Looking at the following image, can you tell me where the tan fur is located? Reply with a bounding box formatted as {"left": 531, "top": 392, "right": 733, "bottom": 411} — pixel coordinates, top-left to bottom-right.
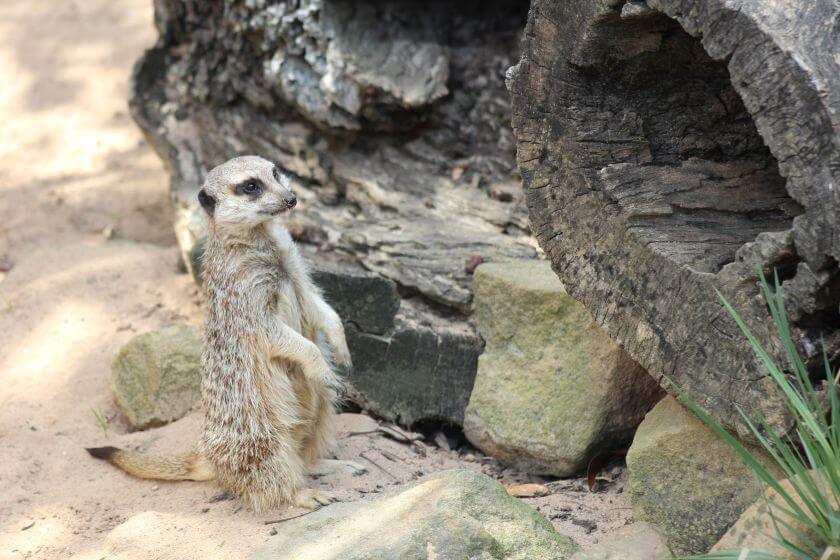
{"left": 87, "top": 447, "right": 215, "bottom": 481}
{"left": 88, "top": 156, "right": 353, "bottom": 511}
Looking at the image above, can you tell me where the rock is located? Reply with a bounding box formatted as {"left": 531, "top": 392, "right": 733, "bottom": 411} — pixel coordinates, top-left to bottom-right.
{"left": 626, "top": 396, "right": 778, "bottom": 555}
{"left": 464, "top": 260, "right": 662, "bottom": 476}
{"left": 346, "top": 316, "right": 482, "bottom": 426}
{"left": 509, "top": 0, "right": 840, "bottom": 436}
{"left": 313, "top": 256, "right": 482, "bottom": 427}
{"left": 111, "top": 325, "right": 202, "bottom": 429}
{"left": 311, "top": 266, "right": 400, "bottom": 336}
{"left": 712, "top": 472, "right": 839, "bottom": 559}
{"left": 506, "top": 483, "right": 550, "bottom": 498}
{"left": 249, "top": 469, "right": 577, "bottom": 560}
{"left": 570, "top": 522, "right": 671, "bottom": 560}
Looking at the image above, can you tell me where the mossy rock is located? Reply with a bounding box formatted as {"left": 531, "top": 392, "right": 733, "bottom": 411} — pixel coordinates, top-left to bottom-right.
{"left": 250, "top": 469, "right": 576, "bottom": 560}
{"left": 464, "top": 260, "right": 661, "bottom": 476}
{"left": 111, "top": 325, "right": 202, "bottom": 429}
{"left": 627, "top": 396, "right": 780, "bottom": 555}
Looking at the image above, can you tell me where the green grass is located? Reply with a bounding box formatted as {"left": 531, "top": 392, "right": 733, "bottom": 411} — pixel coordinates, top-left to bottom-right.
{"left": 92, "top": 408, "right": 109, "bottom": 437}
{"left": 676, "top": 267, "right": 838, "bottom": 560}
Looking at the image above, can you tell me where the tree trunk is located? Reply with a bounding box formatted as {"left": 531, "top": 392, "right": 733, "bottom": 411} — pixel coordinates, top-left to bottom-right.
{"left": 509, "top": 0, "right": 840, "bottom": 435}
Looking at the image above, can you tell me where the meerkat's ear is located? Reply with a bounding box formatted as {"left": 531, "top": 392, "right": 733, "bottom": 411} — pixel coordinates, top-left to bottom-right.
{"left": 198, "top": 189, "right": 216, "bottom": 216}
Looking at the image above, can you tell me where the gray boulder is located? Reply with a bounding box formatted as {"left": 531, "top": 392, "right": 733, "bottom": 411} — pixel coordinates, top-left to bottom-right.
{"left": 111, "top": 325, "right": 202, "bottom": 429}
{"left": 626, "top": 396, "right": 778, "bottom": 555}
{"left": 346, "top": 317, "right": 482, "bottom": 426}
{"left": 314, "top": 260, "right": 482, "bottom": 427}
{"left": 464, "top": 260, "right": 662, "bottom": 476}
{"left": 311, "top": 266, "right": 400, "bottom": 335}
{"left": 250, "top": 469, "right": 577, "bottom": 560}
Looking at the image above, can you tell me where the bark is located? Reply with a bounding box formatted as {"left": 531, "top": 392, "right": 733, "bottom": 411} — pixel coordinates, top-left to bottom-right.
{"left": 509, "top": 0, "right": 840, "bottom": 434}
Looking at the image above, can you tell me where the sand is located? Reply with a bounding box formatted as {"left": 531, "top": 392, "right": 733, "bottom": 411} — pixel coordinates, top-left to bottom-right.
{"left": 0, "top": 1, "right": 631, "bottom": 558}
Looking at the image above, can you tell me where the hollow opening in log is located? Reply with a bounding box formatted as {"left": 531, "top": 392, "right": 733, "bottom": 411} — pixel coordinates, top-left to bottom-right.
{"left": 586, "top": 9, "right": 803, "bottom": 274}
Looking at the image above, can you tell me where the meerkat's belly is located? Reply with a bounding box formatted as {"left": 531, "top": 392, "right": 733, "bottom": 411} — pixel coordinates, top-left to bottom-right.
{"left": 272, "top": 282, "right": 304, "bottom": 334}
{"left": 266, "top": 281, "right": 324, "bottom": 422}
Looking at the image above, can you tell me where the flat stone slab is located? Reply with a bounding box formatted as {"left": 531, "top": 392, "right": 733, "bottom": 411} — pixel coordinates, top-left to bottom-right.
{"left": 570, "top": 522, "right": 671, "bottom": 560}
{"left": 346, "top": 318, "right": 481, "bottom": 426}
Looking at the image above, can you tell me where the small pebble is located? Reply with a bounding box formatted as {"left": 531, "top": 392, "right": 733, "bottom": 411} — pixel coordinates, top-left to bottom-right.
{"left": 506, "top": 483, "right": 551, "bottom": 498}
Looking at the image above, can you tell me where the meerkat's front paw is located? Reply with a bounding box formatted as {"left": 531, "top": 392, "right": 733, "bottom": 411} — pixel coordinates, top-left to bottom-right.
{"left": 324, "top": 332, "right": 352, "bottom": 372}
{"left": 293, "top": 488, "right": 334, "bottom": 509}
{"left": 335, "top": 344, "right": 352, "bottom": 372}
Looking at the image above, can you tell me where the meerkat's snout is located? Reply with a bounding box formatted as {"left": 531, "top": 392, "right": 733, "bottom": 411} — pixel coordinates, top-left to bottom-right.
{"left": 262, "top": 192, "right": 296, "bottom": 215}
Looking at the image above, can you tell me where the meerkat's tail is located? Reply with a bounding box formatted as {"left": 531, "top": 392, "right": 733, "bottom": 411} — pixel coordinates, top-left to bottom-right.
{"left": 86, "top": 446, "right": 215, "bottom": 481}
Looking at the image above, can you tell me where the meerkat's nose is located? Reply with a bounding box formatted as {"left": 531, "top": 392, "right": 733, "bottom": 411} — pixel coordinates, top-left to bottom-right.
{"left": 285, "top": 195, "right": 297, "bottom": 208}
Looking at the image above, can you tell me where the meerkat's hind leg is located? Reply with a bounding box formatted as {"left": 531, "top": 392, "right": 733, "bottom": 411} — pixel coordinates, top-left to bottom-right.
{"left": 309, "top": 459, "right": 367, "bottom": 477}
{"left": 300, "top": 385, "right": 339, "bottom": 466}
{"left": 293, "top": 488, "right": 335, "bottom": 509}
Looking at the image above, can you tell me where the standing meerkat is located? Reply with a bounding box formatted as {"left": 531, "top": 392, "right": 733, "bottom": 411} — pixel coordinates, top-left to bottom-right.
{"left": 88, "top": 155, "right": 364, "bottom": 510}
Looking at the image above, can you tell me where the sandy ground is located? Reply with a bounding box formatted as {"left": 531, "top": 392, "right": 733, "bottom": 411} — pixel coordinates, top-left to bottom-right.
{"left": 0, "top": 1, "right": 632, "bottom": 558}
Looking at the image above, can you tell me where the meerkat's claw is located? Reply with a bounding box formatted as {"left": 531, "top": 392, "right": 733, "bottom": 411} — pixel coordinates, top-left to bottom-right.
{"left": 294, "top": 488, "right": 334, "bottom": 509}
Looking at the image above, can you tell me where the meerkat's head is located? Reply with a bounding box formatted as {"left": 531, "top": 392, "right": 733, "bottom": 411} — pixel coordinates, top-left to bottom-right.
{"left": 197, "top": 155, "right": 297, "bottom": 234}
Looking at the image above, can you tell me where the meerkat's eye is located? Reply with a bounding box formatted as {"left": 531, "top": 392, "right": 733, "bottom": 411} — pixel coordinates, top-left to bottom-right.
{"left": 272, "top": 166, "right": 282, "bottom": 182}
{"left": 236, "top": 179, "right": 263, "bottom": 197}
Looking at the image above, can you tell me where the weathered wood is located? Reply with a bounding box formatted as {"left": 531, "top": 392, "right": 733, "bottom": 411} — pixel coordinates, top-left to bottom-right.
{"left": 509, "top": 0, "right": 840, "bottom": 434}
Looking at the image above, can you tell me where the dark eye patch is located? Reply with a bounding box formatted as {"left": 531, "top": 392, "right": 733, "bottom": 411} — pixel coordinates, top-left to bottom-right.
{"left": 272, "top": 166, "right": 282, "bottom": 182}
{"left": 234, "top": 178, "right": 264, "bottom": 198}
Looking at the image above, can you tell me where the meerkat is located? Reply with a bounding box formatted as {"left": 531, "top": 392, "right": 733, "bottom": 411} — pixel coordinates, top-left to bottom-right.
{"left": 88, "top": 155, "right": 364, "bottom": 511}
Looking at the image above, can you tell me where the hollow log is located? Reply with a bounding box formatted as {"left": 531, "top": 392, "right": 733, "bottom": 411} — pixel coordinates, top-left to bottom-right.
{"left": 509, "top": 0, "right": 840, "bottom": 434}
